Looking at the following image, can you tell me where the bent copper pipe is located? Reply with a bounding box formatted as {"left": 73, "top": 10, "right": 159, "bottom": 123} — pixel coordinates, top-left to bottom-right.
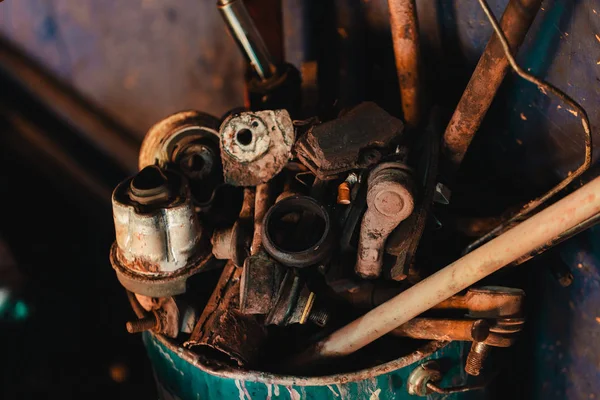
{"left": 442, "top": 0, "right": 542, "bottom": 175}
{"left": 290, "top": 175, "right": 600, "bottom": 363}
{"left": 388, "top": 0, "right": 421, "bottom": 127}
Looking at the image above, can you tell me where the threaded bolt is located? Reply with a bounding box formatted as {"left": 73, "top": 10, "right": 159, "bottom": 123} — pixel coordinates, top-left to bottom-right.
{"left": 309, "top": 309, "right": 330, "bottom": 327}
{"left": 465, "top": 342, "right": 491, "bottom": 376}
{"left": 126, "top": 316, "right": 158, "bottom": 334}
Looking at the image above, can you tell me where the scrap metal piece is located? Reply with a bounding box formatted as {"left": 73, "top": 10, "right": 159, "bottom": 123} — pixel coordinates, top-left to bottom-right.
{"left": 289, "top": 173, "right": 600, "bottom": 363}
{"left": 388, "top": 0, "right": 421, "bottom": 128}
{"left": 385, "top": 115, "right": 440, "bottom": 282}
{"left": 110, "top": 166, "right": 209, "bottom": 297}
{"left": 184, "top": 262, "right": 266, "bottom": 367}
{"left": 139, "top": 111, "right": 220, "bottom": 170}
{"left": 407, "top": 361, "right": 487, "bottom": 397}
{"left": 337, "top": 173, "right": 358, "bottom": 205}
{"left": 217, "top": 0, "right": 277, "bottom": 81}
{"left": 407, "top": 361, "right": 443, "bottom": 397}
{"left": 125, "top": 306, "right": 178, "bottom": 338}
{"left": 265, "top": 270, "right": 327, "bottom": 326}
{"left": 355, "top": 163, "right": 414, "bottom": 279}
{"left": 220, "top": 109, "right": 294, "bottom": 186}
{"left": 465, "top": 341, "right": 491, "bottom": 376}
{"left": 435, "top": 286, "right": 525, "bottom": 318}
{"left": 211, "top": 188, "right": 255, "bottom": 267}
{"left": 262, "top": 195, "right": 334, "bottom": 268}
{"left": 239, "top": 251, "right": 285, "bottom": 315}
{"left": 138, "top": 110, "right": 223, "bottom": 207}
{"left": 251, "top": 183, "right": 273, "bottom": 254}
{"left": 294, "top": 102, "right": 404, "bottom": 180}
{"left": 442, "top": 0, "right": 543, "bottom": 174}
{"left": 391, "top": 318, "right": 521, "bottom": 348}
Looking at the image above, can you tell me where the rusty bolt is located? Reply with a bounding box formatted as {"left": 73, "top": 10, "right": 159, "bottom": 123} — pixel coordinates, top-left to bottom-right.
{"left": 465, "top": 341, "right": 491, "bottom": 376}
{"left": 126, "top": 315, "right": 158, "bottom": 334}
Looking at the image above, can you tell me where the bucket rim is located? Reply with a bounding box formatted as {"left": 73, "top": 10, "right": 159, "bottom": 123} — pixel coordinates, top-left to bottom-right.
{"left": 146, "top": 332, "right": 448, "bottom": 386}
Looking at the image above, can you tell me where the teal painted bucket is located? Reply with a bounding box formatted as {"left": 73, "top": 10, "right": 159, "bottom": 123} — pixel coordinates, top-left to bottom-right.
{"left": 143, "top": 332, "right": 476, "bottom": 399}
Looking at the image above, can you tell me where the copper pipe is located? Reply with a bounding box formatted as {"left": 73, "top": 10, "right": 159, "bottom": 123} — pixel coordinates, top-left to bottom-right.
{"left": 290, "top": 175, "right": 600, "bottom": 362}
{"left": 388, "top": 0, "right": 421, "bottom": 127}
{"left": 442, "top": 0, "right": 542, "bottom": 172}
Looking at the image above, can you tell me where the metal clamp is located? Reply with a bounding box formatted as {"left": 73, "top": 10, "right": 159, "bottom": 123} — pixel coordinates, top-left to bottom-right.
{"left": 407, "top": 361, "right": 486, "bottom": 396}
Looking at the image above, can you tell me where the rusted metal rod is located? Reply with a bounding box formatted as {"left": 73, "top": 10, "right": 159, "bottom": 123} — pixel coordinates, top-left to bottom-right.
{"left": 442, "top": 0, "right": 542, "bottom": 172}
{"left": 251, "top": 182, "right": 272, "bottom": 255}
{"left": 291, "top": 175, "right": 600, "bottom": 362}
{"left": 387, "top": 0, "right": 421, "bottom": 127}
{"left": 463, "top": 0, "right": 592, "bottom": 253}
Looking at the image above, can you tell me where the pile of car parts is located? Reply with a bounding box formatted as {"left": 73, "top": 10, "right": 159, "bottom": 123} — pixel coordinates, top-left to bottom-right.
{"left": 105, "top": 0, "right": 600, "bottom": 397}
{"left": 108, "top": 96, "right": 535, "bottom": 387}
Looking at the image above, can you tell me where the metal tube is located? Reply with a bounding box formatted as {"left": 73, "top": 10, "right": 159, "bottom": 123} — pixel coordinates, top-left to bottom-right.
{"left": 218, "top": 0, "right": 277, "bottom": 81}
{"left": 292, "top": 175, "right": 600, "bottom": 361}
{"left": 387, "top": 0, "right": 421, "bottom": 128}
{"left": 442, "top": 0, "right": 542, "bottom": 172}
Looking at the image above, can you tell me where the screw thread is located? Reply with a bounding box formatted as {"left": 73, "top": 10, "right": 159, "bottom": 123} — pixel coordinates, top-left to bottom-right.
{"left": 465, "top": 342, "right": 491, "bottom": 376}
{"left": 126, "top": 316, "right": 157, "bottom": 334}
{"left": 309, "top": 309, "right": 330, "bottom": 327}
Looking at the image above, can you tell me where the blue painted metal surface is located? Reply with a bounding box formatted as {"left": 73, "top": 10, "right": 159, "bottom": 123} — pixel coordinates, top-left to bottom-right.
{"left": 529, "top": 228, "right": 600, "bottom": 399}
{"left": 143, "top": 332, "right": 476, "bottom": 400}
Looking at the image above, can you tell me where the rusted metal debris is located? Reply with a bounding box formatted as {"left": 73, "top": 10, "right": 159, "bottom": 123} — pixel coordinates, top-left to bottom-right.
{"left": 391, "top": 286, "right": 526, "bottom": 349}
{"left": 294, "top": 102, "right": 405, "bottom": 180}
{"left": 184, "top": 262, "right": 267, "bottom": 367}
{"left": 356, "top": 162, "right": 414, "bottom": 279}
{"left": 289, "top": 175, "right": 600, "bottom": 364}
{"left": 110, "top": 166, "right": 211, "bottom": 297}
{"left": 442, "top": 0, "right": 543, "bottom": 175}
{"left": 220, "top": 109, "right": 294, "bottom": 186}
{"left": 387, "top": 0, "right": 421, "bottom": 128}
{"left": 104, "top": 0, "right": 600, "bottom": 391}
{"left": 239, "top": 250, "right": 285, "bottom": 314}
{"left": 211, "top": 188, "right": 255, "bottom": 267}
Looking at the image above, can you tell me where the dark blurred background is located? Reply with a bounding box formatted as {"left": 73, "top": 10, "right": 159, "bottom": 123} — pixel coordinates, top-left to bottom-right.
{"left": 0, "top": 0, "right": 599, "bottom": 398}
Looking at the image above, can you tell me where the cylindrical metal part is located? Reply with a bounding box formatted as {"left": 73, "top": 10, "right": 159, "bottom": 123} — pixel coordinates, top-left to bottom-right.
{"left": 464, "top": 342, "right": 491, "bottom": 376}
{"left": 126, "top": 316, "right": 158, "bottom": 334}
{"left": 184, "top": 262, "right": 267, "bottom": 367}
{"left": 218, "top": 0, "right": 277, "bottom": 81}
{"left": 442, "top": 0, "right": 542, "bottom": 172}
{"left": 387, "top": 0, "right": 421, "bottom": 127}
{"left": 112, "top": 168, "right": 203, "bottom": 275}
{"left": 293, "top": 175, "right": 600, "bottom": 361}
{"left": 251, "top": 183, "right": 272, "bottom": 255}
{"left": 262, "top": 196, "right": 335, "bottom": 268}
{"left": 391, "top": 318, "right": 487, "bottom": 343}
{"left": 337, "top": 182, "right": 352, "bottom": 205}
